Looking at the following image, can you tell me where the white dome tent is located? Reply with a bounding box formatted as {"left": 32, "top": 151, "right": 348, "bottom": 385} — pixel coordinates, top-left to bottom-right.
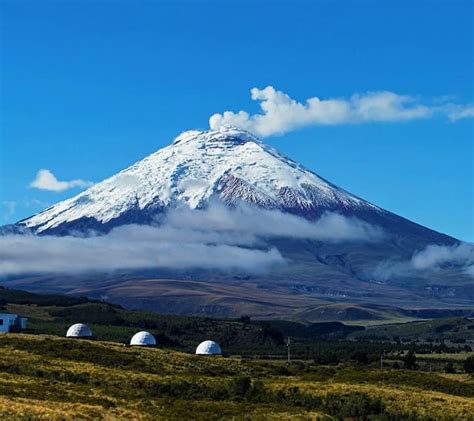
{"left": 195, "top": 340, "right": 222, "bottom": 356}
{"left": 66, "top": 323, "right": 92, "bottom": 338}
{"left": 130, "top": 331, "right": 156, "bottom": 346}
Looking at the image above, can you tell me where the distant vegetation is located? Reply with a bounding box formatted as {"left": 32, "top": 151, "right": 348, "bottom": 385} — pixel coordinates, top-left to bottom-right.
{"left": 352, "top": 316, "right": 474, "bottom": 343}
{"left": 0, "top": 286, "right": 96, "bottom": 307}
{"left": 1, "top": 286, "right": 473, "bottom": 365}
{"left": 1, "top": 287, "right": 366, "bottom": 353}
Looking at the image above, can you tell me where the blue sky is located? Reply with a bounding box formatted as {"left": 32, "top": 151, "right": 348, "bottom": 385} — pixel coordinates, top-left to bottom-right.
{"left": 1, "top": 0, "right": 473, "bottom": 241}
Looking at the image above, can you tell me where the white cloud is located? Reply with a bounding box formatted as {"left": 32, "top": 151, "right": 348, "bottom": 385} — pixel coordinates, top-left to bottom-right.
{"left": 372, "top": 242, "right": 474, "bottom": 280}
{"left": 0, "top": 204, "right": 383, "bottom": 276}
{"left": 446, "top": 104, "right": 474, "bottom": 121}
{"left": 0, "top": 229, "right": 284, "bottom": 275}
{"left": 30, "top": 169, "right": 93, "bottom": 192}
{"left": 411, "top": 243, "right": 474, "bottom": 275}
{"left": 465, "top": 265, "right": 474, "bottom": 277}
{"left": 209, "top": 86, "right": 474, "bottom": 137}
{"left": 165, "top": 202, "right": 384, "bottom": 243}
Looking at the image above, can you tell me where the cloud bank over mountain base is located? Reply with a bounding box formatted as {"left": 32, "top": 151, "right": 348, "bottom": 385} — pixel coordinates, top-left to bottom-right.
{"left": 2, "top": 203, "right": 471, "bottom": 281}
{"left": 0, "top": 230, "right": 285, "bottom": 276}
{"left": 1, "top": 204, "right": 384, "bottom": 276}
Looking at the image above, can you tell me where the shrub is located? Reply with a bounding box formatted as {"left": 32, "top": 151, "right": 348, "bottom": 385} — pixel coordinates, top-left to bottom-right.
{"left": 444, "top": 362, "right": 455, "bottom": 374}
{"left": 402, "top": 350, "right": 417, "bottom": 370}
{"left": 350, "top": 350, "right": 369, "bottom": 365}
{"left": 324, "top": 392, "right": 386, "bottom": 419}
{"left": 273, "top": 365, "right": 290, "bottom": 376}
{"left": 464, "top": 355, "right": 474, "bottom": 374}
{"left": 245, "top": 380, "right": 268, "bottom": 403}
{"left": 229, "top": 376, "right": 251, "bottom": 398}
{"left": 275, "top": 387, "right": 322, "bottom": 409}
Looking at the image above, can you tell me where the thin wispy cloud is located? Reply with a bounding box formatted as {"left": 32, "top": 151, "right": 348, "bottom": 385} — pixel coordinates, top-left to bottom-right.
{"left": 372, "top": 242, "right": 474, "bottom": 280}
{"left": 1, "top": 198, "right": 51, "bottom": 225}
{"left": 1, "top": 201, "right": 17, "bottom": 223}
{"left": 209, "top": 86, "right": 474, "bottom": 137}
{"left": 446, "top": 104, "right": 474, "bottom": 121}
{"left": 30, "top": 169, "right": 93, "bottom": 192}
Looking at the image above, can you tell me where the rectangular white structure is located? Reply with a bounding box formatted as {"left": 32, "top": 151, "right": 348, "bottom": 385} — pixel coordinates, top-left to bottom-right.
{"left": 0, "top": 313, "right": 27, "bottom": 333}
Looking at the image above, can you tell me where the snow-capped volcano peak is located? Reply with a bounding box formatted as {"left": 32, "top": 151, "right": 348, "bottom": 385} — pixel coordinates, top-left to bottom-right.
{"left": 20, "top": 127, "right": 380, "bottom": 234}
{"left": 172, "top": 126, "right": 260, "bottom": 146}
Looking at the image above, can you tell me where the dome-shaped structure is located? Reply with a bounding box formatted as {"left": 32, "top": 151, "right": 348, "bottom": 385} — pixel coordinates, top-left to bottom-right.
{"left": 130, "top": 331, "right": 156, "bottom": 346}
{"left": 195, "top": 340, "right": 222, "bottom": 355}
{"left": 66, "top": 323, "right": 92, "bottom": 338}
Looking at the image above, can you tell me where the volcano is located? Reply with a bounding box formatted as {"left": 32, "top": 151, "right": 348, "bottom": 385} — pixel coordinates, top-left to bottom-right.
{"left": 17, "top": 127, "right": 454, "bottom": 242}
{"left": 6, "top": 127, "right": 473, "bottom": 319}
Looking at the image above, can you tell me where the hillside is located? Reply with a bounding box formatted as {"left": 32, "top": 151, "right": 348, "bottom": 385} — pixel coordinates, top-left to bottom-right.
{"left": 1, "top": 333, "right": 473, "bottom": 419}
{"left": 352, "top": 317, "right": 474, "bottom": 343}
{"left": 3, "top": 287, "right": 474, "bottom": 351}
{"left": 2, "top": 287, "right": 474, "bottom": 419}
{"left": 0, "top": 287, "right": 367, "bottom": 353}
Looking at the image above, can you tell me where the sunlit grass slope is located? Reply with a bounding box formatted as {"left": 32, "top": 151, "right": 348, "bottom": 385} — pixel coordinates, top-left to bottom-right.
{"left": 0, "top": 334, "right": 473, "bottom": 420}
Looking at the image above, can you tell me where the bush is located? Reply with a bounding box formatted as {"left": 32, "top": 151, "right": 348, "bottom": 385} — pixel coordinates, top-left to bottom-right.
{"left": 324, "top": 392, "right": 386, "bottom": 419}
{"left": 350, "top": 350, "right": 369, "bottom": 365}
{"left": 229, "top": 376, "right": 251, "bottom": 398}
{"left": 275, "top": 387, "right": 322, "bottom": 409}
{"left": 444, "top": 362, "right": 455, "bottom": 374}
{"left": 273, "top": 365, "right": 290, "bottom": 376}
{"left": 402, "top": 350, "right": 417, "bottom": 370}
{"left": 464, "top": 356, "right": 474, "bottom": 374}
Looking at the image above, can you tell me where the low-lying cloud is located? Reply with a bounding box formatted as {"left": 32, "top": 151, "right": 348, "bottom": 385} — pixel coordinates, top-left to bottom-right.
{"left": 373, "top": 242, "right": 474, "bottom": 281}
{"left": 165, "top": 202, "right": 384, "bottom": 243}
{"left": 0, "top": 203, "right": 383, "bottom": 276}
{"left": 209, "top": 86, "right": 474, "bottom": 137}
{"left": 30, "top": 169, "right": 93, "bottom": 192}
{"left": 412, "top": 243, "right": 474, "bottom": 276}
{"left": 0, "top": 229, "right": 284, "bottom": 276}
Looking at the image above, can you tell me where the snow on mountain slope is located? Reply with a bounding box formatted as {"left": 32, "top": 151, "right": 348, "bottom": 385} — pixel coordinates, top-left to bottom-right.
{"left": 21, "top": 126, "right": 383, "bottom": 234}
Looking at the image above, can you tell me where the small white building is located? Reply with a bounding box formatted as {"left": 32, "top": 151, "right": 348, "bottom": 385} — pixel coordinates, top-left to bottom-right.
{"left": 195, "top": 340, "right": 222, "bottom": 356}
{"left": 66, "top": 323, "right": 93, "bottom": 338}
{"left": 0, "top": 313, "right": 28, "bottom": 333}
{"left": 130, "top": 331, "right": 156, "bottom": 346}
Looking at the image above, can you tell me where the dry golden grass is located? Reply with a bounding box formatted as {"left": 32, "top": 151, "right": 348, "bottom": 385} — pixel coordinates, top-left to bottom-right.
{"left": 0, "top": 396, "right": 139, "bottom": 420}
{"left": 439, "top": 372, "right": 473, "bottom": 382}
{"left": 1, "top": 334, "right": 473, "bottom": 420}
{"left": 268, "top": 376, "right": 474, "bottom": 420}
{"left": 417, "top": 352, "right": 474, "bottom": 361}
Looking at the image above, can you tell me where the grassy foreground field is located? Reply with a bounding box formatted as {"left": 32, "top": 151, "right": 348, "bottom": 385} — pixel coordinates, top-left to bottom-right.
{"left": 0, "top": 334, "right": 473, "bottom": 420}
